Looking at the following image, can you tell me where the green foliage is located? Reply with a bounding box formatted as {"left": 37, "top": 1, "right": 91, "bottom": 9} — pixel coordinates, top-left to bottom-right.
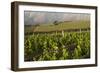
{"left": 24, "top": 32, "right": 90, "bottom": 61}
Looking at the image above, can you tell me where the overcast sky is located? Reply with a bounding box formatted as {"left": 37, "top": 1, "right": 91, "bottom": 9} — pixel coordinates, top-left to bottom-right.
{"left": 24, "top": 11, "right": 90, "bottom": 25}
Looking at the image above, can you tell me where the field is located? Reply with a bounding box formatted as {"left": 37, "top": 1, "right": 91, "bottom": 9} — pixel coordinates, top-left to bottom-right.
{"left": 25, "top": 21, "right": 90, "bottom": 34}
{"left": 24, "top": 21, "right": 90, "bottom": 61}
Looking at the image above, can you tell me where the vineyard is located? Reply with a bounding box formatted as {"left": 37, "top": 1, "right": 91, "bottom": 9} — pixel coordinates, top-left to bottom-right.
{"left": 24, "top": 31, "right": 90, "bottom": 61}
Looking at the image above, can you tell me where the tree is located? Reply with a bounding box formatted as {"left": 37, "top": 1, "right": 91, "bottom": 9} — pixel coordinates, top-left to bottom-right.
{"left": 53, "top": 21, "right": 59, "bottom": 25}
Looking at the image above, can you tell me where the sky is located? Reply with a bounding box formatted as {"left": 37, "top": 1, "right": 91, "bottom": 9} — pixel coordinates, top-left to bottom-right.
{"left": 24, "top": 11, "right": 90, "bottom": 25}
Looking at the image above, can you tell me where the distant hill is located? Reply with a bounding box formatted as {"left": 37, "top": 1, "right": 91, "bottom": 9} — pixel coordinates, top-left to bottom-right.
{"left": 25, "top": 20, "right": 90, "bottom": 34}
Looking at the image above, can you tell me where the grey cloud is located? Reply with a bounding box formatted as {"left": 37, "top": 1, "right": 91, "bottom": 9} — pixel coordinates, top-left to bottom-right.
{"left": 24, "top": 11, "right": 90, "bottom": 25}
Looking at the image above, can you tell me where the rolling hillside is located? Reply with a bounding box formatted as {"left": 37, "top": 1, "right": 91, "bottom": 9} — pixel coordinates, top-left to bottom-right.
{"left": 25, "top": 20, "right": 90, "bottom": 34}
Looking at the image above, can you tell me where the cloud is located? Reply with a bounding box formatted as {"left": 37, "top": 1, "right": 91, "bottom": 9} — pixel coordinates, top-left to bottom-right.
{"left": 24, "top": 11, "right": 90, "bottom": 25}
